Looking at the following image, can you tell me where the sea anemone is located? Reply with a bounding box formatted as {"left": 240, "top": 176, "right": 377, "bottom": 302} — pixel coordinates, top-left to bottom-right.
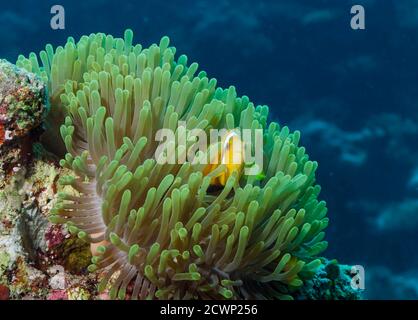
{"left": 17, "top": 30, "right": 329, "bottom": 299}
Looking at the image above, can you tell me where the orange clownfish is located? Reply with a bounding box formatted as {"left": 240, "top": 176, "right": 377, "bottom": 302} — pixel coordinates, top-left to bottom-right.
{"left": 203, "top": 130, "right": 244, "bottom": 186}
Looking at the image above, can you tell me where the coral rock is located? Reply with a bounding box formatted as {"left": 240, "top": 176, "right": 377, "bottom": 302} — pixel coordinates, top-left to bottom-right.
{"left": 0, "top": 59, "right": 46, "bottom": 144}
{"left": 47, "top": 289, "right": 68, "bottom": 300}
{"left": 0, "top": 284, "right": 10, "bottom": 300}
{"left": 0, "top": 60, "right": 47, "bottom": 184}
{"left": 293, "top": 259, "right": 363, "bottom": 300}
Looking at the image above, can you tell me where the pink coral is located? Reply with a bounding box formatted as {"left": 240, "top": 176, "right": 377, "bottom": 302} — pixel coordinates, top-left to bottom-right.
{"left": 45, "top": 224, "right": 66, "bottom": 249}
{"left": 47, "top": 289, "right": 68, "bottom": 300}
{"left": 0, "top": 285, "right": 9, "bottom": 300}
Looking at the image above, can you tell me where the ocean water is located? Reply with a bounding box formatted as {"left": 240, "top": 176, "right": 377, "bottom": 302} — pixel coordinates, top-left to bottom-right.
{"left": 1, "top": 0, "right": 418, "bottom": 299}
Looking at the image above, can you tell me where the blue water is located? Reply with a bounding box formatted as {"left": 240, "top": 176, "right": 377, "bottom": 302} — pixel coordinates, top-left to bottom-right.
{"left": 2, "top": 0, "right": 418, "bottom": 299}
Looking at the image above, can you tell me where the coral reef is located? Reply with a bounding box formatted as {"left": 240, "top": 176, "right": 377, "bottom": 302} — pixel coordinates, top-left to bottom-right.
{"left": 1, "top": 0, "right": 417, "bottom": 300}
{"left": 0, "top": 30, "right": 357, "bottom": 300}
{"left": 0, "top": 59, "right": 46, "bottom": 185}
{"left": 0, "top": 149, "right": 98, "bottom": 299}
{"left": 0, "top": 61, "right": 98, "bottom": 300}
{"left": 293, "top": 258, "right": 362, "bottom": 300}
{"left": 0, "top": 59, "right": 45, "bottom": 144}
{"left": 17, "top": 30, "right": 330, "bottom": 300}
{"left": 0, "top": 61, "right": 51, "bottom": 299}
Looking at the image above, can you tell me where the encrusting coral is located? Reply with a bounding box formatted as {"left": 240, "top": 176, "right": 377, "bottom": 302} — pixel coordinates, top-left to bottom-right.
{"left": 0, "top": 59, "right": 46, "bottom": 185}
{"left": 16, "top": 29, "right": 329, "bottom": 300}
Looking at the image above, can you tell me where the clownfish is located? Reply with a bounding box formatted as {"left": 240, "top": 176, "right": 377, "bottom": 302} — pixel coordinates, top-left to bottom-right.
{"left": 203, "top": 130, "right": 245, "bottom": 186}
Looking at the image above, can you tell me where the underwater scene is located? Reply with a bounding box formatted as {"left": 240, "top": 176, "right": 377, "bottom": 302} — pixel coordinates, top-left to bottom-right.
{"left": 0, "top": 0, "right": 417, "bottom": 301}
